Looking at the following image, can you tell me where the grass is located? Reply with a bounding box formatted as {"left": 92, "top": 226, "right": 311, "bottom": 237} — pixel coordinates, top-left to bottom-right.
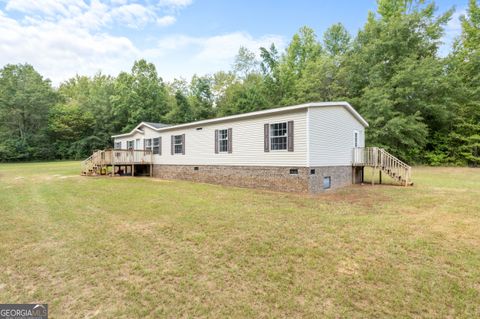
{"left": 0, "top": 162, "right": 479, "bottom": 318}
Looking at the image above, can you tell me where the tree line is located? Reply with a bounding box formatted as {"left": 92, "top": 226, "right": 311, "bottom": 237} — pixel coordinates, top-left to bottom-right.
{"left": 0, "top": 0, "right": 478, "bottom": 165}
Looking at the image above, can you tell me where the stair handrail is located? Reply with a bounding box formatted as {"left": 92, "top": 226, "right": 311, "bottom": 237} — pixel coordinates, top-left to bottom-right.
{"left": 378, "top": 148, "right": 411, "bottom": 185}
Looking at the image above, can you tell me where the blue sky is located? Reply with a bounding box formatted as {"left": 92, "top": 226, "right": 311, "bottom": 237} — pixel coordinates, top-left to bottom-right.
{"left": 0, "top": 0, "right": 468, "bottom": 85}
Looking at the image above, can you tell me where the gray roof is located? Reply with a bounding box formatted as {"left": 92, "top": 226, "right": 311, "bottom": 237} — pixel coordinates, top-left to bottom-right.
{"left": 143, "top": 122, "right": 171, "bottom": 129}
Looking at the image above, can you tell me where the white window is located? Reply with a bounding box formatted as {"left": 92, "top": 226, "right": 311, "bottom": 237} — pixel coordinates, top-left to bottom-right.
{"left": 153, "top": 137, "right": 160, "bottom": 155}
{"left": 354, "top": 130, "right": 359, "bottom": 148}
{"left": 127, "top": 140, "right": 134, "bottom": 150}
{"left": 270, "top": 122, "right": 287, "bottom": 150}
{"left": 174, "top": 135, "right": 183, "bottom": 154}
{"left": 218, "top": 129, "right": 228, "bottom": 153}
{"left": 144, "top": 138, "right": 152, "bottom": 151}
{"left": 114, "top": 142, "right": 122, "bottom": 149}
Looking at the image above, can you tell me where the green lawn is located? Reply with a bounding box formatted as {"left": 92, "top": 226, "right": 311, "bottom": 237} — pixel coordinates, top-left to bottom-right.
{"left": 0, "top": 162, "right": 479, "bottom": 318}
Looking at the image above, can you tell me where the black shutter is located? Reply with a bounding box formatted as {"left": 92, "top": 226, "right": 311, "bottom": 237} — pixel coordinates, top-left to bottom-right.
{"left": 264, "top": 123, "right": 269, "bottom": 152}
{"left": 214, "top": 129, "right": 219, "bottom": 154}
{"left": 228, "top": 128, "right": 232, "bottom": 153}
{"left": 159, "top": 137, "right": 162, "bottom": 155}
{"left": 171, "top": 135, "right": 174, "bottom": 155}
{"left": 182, "top": 134, "right": 185, "bottom": 155}
{"left": 288, "top": 121, "right": 294, "bottom": 152}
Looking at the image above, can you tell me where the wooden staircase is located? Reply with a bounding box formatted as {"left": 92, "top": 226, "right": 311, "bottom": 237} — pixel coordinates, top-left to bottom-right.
{"left": 353, "top": 147, "right": 413, "bottom": 186}
{"left": 81, "top": 150, "right": 105, "bottom": 176}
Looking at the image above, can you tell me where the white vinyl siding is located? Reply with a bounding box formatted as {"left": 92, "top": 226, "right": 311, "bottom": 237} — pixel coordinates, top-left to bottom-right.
{"left": 308, "top": 106, "right": 365, "bottom": 166}
{"left": 115, "top": 110, "right": 307, "bottom": 166}
{"left": 113, "top": 105, "right": 367, "bottom": 168}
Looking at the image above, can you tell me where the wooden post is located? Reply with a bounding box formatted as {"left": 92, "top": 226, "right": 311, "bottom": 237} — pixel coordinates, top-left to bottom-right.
{"left": 131, "top": 164, "right": 134, "bottom": 176}
{"left": 361, "top": 167, "right": 364, "bottom": 183}
{"left": 379, "top": 170, "right": 382, "bottom": 184}
{"left": 111, "top": 150, "right": 115, "bottom": 177}
{"left": 371, "top": 166, "right": 375, "bottom": 186}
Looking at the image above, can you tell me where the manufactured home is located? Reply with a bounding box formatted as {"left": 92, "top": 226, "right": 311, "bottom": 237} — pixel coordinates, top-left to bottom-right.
{"left": 82, "top": 102, "right": 412, "bottom": 193}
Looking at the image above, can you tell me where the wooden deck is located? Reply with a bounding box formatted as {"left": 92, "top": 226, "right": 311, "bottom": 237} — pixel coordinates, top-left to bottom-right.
{"left": 81, "top": 149, "right": 153, "bottom": 176}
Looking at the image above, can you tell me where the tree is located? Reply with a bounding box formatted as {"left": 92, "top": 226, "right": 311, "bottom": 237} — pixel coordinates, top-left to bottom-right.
{"left": 189, "top": 75, "right": 216, "bottom": 120}
{"left": 343, "top": 0, "right": 453, "bottom": 161}
{"left": 0, "top": 64, "right": 57, "bottom": 161}
{"left": 58, "top": 73, "right": 116, "bottom": 151}
{"left": 277, "top": 26, "right": 323, "bottom": 105}
{"left": 216, "top": 74, "right": 269, "bottom": 116}
{"left": 165, "top": 90, "right": 194, "bottom": 124}
{"left": 233, "top": 46, "right": 259, "bottom": 78}
{"left": 48, "top": 103, "right": 96, "bottom": 159}
{"left": 112, "top": 59, "right": 170, "bottom": 132}
{"left": 444, "top": 0, "right": 480, "bottom": 166}
{"left": 323, "top": 23, "right": 351, "bottom": 56}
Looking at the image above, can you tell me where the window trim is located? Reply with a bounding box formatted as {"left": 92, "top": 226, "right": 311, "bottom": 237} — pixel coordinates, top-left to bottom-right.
{"left": 152, "top": 137, "right": 161, "bottom": 155}
{"left": 144, "top": 138, "right": 152, "bottom": 152}
{"left": 218, "top": 129, "right": 229, "bottom": 153}
{"left": 127, "top": 140, "right": 134, "bottom": 150}
{"left": 353, "top": 130, "right": 359, "bottom": 148}
{"left": 173, "top": 134, "right": 184, "bottom": 154}
{"left": 270, "top": 122, "right": 288, "bottom": 151}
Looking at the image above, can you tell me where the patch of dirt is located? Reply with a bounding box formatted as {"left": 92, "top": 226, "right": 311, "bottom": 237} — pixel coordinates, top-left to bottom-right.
{"left": 337, "top": 259, "right": 360, "bottom": 276}
{"left": 318, "top": 185, "right": 392, "bottom": 208}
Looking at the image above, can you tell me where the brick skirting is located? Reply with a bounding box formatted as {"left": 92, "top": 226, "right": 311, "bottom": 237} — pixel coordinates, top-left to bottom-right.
{"left": 152, "top": 164, "right": 362, "bottom": 193}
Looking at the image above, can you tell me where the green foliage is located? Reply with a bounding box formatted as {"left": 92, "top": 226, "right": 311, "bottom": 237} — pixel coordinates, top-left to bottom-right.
{"left": 0, "top": 64, "right": 57, "bottom": 161}
{"left": 0, "top": 0, "right": 479, "bottom": 165}
{"left": 216, "top": 74, "right": 269, "bottom": 116}
{"left": 323, "top": 23, "right": 351, "bottom": 56}
{"left": 112, "top": 59, "right": 170, "bottom": 132}
{"left": 165, "top": 90, "right": 195, "bottom": 124}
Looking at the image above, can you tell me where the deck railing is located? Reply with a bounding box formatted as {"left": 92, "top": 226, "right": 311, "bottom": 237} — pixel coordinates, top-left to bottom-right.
{"left": 352, "top": 147, "right": 412, "bottom": 186}
{"left": 81, "top": 149, "right": 152, "bottom": 175}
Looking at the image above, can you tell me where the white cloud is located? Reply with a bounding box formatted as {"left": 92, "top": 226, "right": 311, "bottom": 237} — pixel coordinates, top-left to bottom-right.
{"left": 5, "top": 0, "right": 87, "bottom": 17}
{"left": 109, "top": 3, "right": 155, "bottom": 28}
{"left": 146, "top": 32, "right": 285, "bottom": 80}
{"left": 0, "top": 6, "right": 139, "bottom": 84}
{"left": 156, "top": 15, "right": 176, "bottom": 26}
{"left": 155, "top": 32, "right": 284, "bottom": 62}
{"left": 4, "top": 0, "right": 181, "bottom": 30}
{"left": 158, "top": 0, "right": 193, "bottom": 8}
{"left": 0, "top": 0, "right": 283, "bottom": 85}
